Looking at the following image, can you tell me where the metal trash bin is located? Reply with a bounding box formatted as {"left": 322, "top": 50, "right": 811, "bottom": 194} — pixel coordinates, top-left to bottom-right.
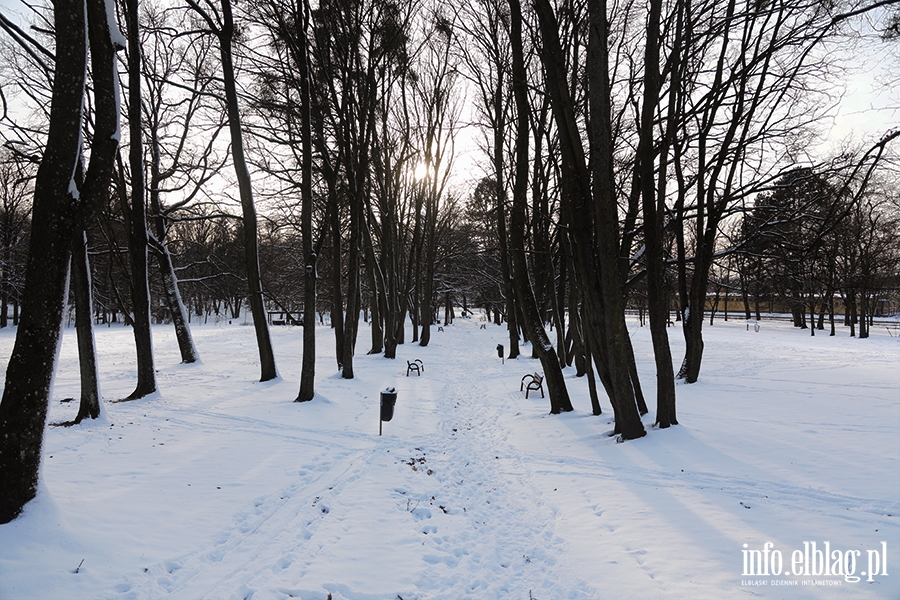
{"left": 496, "top": 344, "right": 504, "bottom": 358}
{"left": 380, "top": 387, "right": 397, "bottom": 422}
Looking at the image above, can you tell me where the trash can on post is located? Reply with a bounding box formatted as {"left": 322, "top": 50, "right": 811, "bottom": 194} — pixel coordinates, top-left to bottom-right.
{"left": 496, "top": 344, "right": 504, "bottom": 364}
{"left": 380, "top": 387, "right": 397, "bottom": 422}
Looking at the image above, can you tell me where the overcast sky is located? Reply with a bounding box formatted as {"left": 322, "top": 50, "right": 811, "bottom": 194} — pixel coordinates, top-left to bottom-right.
{"left": 0, "top": 0, "right": 25, "bottom": 25}
{"left": 1, "top": 0, "right": 896, "bottom": 163}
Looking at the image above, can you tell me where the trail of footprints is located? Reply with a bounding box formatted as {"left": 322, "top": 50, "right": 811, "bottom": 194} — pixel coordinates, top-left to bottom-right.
{"left": 115, "top": 343, "right": 602, "bottom": 599}
{"left": 114, "top": 450, "right": 371, "bottom": 599}
{"left": 389, "top": 354, "right": 599, "bottom": 599}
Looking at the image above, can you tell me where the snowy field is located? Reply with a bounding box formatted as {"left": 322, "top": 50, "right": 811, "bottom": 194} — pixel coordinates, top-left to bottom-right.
{"left": 1, "top": 313, "right": 898, "bottom": 599}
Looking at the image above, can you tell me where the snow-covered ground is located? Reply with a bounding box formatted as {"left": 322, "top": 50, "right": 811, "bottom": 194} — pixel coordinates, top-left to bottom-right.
{"left": 1, "top": 313, "right": 898, "bottom": 599}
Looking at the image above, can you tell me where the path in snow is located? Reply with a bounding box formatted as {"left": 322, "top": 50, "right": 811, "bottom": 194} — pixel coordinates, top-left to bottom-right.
{"left": 112, "top": 324, "right": 597, "bottom": 600}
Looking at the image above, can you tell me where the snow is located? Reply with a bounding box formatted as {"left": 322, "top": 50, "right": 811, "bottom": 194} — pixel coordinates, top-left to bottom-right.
{"left": 1, "top": 314, "right": 898, "bottom": 599}
{"left": 105, "top": 0, "right": 124, "bottom": 143}
{"left": 104, "top": 0, "right": 127, "bottom": 50}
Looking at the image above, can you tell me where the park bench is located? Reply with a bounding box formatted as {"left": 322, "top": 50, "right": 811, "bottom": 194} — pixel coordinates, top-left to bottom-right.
{"left": 520, "top": 372, "right": 544, "bottom": 399}
{"left": 407, "top": 359, "right": 424, "bottom": 377}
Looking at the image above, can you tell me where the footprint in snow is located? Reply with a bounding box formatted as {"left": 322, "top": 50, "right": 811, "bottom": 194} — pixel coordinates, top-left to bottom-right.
{"left": 163, "top": 560, "right": 182, "bottom": 574}
{"left": 411, "top": 507, "right": 432, "bottom": 521}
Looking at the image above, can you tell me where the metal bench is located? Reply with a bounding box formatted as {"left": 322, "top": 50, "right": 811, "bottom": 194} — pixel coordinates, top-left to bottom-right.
{"left": 520, "top": 372, "right": 544, "bottom": 398}
{"left": 407, "top": 359, "right": 424, "bottom": 377}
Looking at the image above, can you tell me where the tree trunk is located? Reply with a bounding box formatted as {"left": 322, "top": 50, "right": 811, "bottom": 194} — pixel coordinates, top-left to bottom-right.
{"left": 73, "top": 232, "right": 101, "bottom": 423}
{"left": 571, "top": 304, "right": 586, "bottom": 376}
{"left": 810, "top": 301, "right": 817, "bottom": 336}
{"left": 624, "top": 330, "right": 649, "bottom": 416}
{"left": 491, "top": 68, "right": 519, "bottom": 360}
{"left": 148, "top": 133, "right": 198, "bottom": 364}
{"left": 0, "top": 0, "right": 119, "bottom": 523}
{"left": 553, "top": 245, "right": 567, "bottom": 368}
{"left": 678, "top": 282, "right": 706, "bottom": 384}
{"left": 859, "top": 292, "right": 869, "bottom": 338}
{"left": 709, "top": 286, "right": 719, "bottom": 326}
{"left": 447, "top": 292, "right": 453, "bottom": 325}
{"left": 123, "top": 0, "right": 157, "bottom": 400}
{"left": 791, "top": 295, "right": 805, "bottom": 328}
{"left": 328, "top": 185, "right": 345, "bottom": 369}
{"left": 362, "top": 220, "right": 385, "bottom": 355}
{"left": 381, "top": 142, "right": 401, "bottom": 359}
{"left": 0, "top": 245, "right": 8, "bottom": 328}
{"left": 508, "top": 0, "right": 572, "bottom": 414}
{"left": 829, "top": 292, "right": 836, "bottom": 336}
{"left": 848, "top": 290, "right": 856, "bottom": 337}
{"left": 585, "top": 0, "right": 646, "bottom": 439}
{"left": 419, "top": 185, "right": 436, "bottom": 347}
{"left": 205, "top": 0, "right": 277, "bottom": 381}
{"left": 342, "top": 197, "right": 361, "bottom": 378}
{"left": 408, "top": 185, "right": 423, "bottom": 343}
{"left": 297, "top": 0, "right": 315, "bottom": 401}
{"left": 534, "top": 0, "right": 644, "bottom": 438}
{"left": 0, "top": 166, "right": 76, "bottom": 522}
{"left": 583, "top": 324, "right": 602, "bottom": 416}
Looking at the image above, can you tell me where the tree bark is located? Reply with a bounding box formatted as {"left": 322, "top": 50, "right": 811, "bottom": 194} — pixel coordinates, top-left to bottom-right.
{"left": 585, "top": 0, "right": 646, "bottom": 439}
{"left": 533, "top": 0, "right": 645, "bottom": 438}
{"left": 297, "top": 0, "right": 316, "bottom": 401}
{"left": 342, "top": 196, "right": 361, "bottom": 378}
{"left": 490, "top": 72, "right": 519, "bottom": 360}
{"left": 639, "top": 0, "right": 676, "bottom": 427}
{"left": 859, "top": 291, "right": 869, "bottom": 338}
{"left": 187, "top": 0, "right": 278, "bottom": 381}
{"left": 0, "top": 0, "right": 119, "bottom": 523}
{"left": 222, "top": 0, "right": 277, "bottom": 381}
{"left": 148, "top": 133, "right": 198, "bottom": 364}
{"left": 362, "top": 218, "right": 385, "bottom": 355}
{"left": 327, "top": 179, "right": 345, "bottom": 368}
{"left": 73, "top": 231, "right": 101, "bottom": 423}
{"left": 122, "top": 0, "right": 157, "bottom": 400}
{"left": 419, "top": 179, "right": 436, "bottom": 347}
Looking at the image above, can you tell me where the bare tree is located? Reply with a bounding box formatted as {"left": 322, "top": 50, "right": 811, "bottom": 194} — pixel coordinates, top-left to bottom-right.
{"left": 71, "top": 230, "right": 102, "bottom": 422}
{"left": 507, "top": 0, "right": 572, "bottom": 413}
{"left": 0, "top": 0, "right": 121, "bottom": 522}
{"left": 456, "top": 0, "right": 520, "bottom": 359}
{"left": 533, "top": 0, "right": 647, "bottom": 439}
{"left": 413, "top": 11, "right": 460, "bottom": 348}
{"left": 669, "top": 0, "right": 895, "bottom": 383}
{"left": 638, "top": 0, "right": 676, "bottom": 427}
{"left": 120, "top": 0, "right": 157, "bottom": 400}
{"left": 141, "top": 3, "right": 227, "bottom": 364}
{"left": 255, "top": 0, "right": 317, "bottom": 398}
{"left": 187, "top": 0, "right": 278, "bottom": 381}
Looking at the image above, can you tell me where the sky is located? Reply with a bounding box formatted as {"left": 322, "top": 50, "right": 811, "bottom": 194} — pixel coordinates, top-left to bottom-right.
{"left": 1, "top": 0, "right": 897, "bottom": 179}
{"left": 818, "top": 12, "right": 899, "bottom": 153}
{"left": 0, "top": 0, "right": 26, "bottom": 28}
